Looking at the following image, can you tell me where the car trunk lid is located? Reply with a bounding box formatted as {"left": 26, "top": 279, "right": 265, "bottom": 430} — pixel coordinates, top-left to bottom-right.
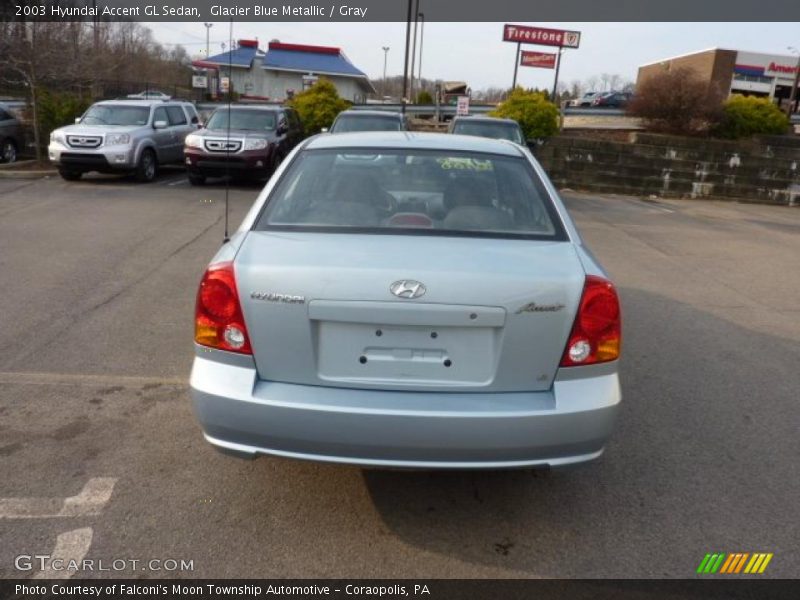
{"left": 235, "top": 231, "right": 584, "bottom": 392}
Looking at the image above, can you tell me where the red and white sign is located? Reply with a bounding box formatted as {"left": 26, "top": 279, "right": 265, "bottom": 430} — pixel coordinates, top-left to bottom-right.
{"left": 520, "top": 50, "right": 557, "bottom": 69}
{"left": 456, "top": 96, "right": 470, "bottom": 116}
{"left": 766, "top": 61, "right": 799, "bottom": 76}
{"left": 503, "top": 24, "right": 580, "bottom": 49}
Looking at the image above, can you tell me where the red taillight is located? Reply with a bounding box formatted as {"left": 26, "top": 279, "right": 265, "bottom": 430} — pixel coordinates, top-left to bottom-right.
{"left": 560, "top": 275, "right": 621, "bottom": 367}
{"left": 194, "top": 262, "right": 252, "bottom": 354}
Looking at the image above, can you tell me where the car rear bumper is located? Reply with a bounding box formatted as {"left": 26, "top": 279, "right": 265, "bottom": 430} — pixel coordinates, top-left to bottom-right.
{"left": 190, "top": 352, "right": 621, "bottom": 469}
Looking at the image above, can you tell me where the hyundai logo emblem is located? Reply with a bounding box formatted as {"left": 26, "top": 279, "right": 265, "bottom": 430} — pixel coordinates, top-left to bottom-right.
{"left": 390, "top": 280, "right": 426, "bottom": 299}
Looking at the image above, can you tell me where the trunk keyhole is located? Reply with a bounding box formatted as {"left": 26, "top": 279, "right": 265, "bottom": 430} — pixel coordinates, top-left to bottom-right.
{"left": 375, "top": 330, "right": 383, "bottom": 337}
{"left": 431, "top": 332, "right": 438, "bottom": 339}
{"left": 443, "top": 359, "right": 452, "bottom": 367}
{"left": 359, "top": 356, "right": 368, "bottom": 364}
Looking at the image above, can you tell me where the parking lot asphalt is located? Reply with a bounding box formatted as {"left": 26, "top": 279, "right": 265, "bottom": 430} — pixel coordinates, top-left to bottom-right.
{"left": 0, "top": 172, "right": 798, "bottom": 578}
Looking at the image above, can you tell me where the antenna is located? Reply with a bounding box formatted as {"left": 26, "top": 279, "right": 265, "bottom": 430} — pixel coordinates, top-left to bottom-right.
{"left": 223, "top": 18, "right": 233, "bottom": 244}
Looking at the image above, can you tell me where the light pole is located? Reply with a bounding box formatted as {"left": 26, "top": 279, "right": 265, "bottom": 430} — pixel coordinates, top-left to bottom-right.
{"left": 788, "top": 46, "right": 800, "bottom": 117}
{"left": 409, "top": 0, "right": 420, "bottom": 101}
{"left": 204, "top": 22, "right": 213, "bottom": 58}
{"left": 382, "top": 46, "right": 390, "bottom": 100}
{"left": 402, "top": 0, "right": 412, "bottom": 112}
{"left": 417, "top": 12, "right": 425, "bottom": 96}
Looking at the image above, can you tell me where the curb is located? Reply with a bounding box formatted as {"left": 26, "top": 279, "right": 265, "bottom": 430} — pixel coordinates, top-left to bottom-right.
{"left": 0, "top": 159, "right": 37, "bottom": 170}
{"left": 0, "top": 168, "right": 57, "bottom": 179}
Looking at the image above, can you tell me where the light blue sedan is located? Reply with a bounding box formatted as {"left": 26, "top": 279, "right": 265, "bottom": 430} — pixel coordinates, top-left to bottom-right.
{"left": 190, "top": 132, "right": 622, "bottom": 469}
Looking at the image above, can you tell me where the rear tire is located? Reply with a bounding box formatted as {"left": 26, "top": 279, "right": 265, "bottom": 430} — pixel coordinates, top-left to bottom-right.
{"left": 135, "top": 149, "right": 157, "bottom": 183}
{"left": 1, "top": 139, "right": 17, "bottom": 163}
{"left": 188, "top": 172, "right": 206, "bottom": 186}
{"left": 58, "top": 167, "right": 82, "bottom": 181}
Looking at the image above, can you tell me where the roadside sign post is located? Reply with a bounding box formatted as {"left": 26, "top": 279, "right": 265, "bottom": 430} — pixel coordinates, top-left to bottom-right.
{"left": 551, "top": 48, "right": 564, "bottom": 103}
{"left": 503, "top": 24, "right": 580, "bottom": 96}
{"left": 456, "top": 95, "right": 470, "bottom": 116}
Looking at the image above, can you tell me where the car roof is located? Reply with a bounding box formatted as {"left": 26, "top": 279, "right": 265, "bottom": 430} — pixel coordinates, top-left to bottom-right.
{"left": 338, "top": 110, "right": 404, "bottom": 118}
{"left": 212, "top": 104, "right": 284, "bottom": 111}
{"left": 95, "top": 99, "right": 190, "bottom": 107}
{"left": 305, "top": 131, "right": 525, "bottom": 156}
{"left": 452, "top": 115, "right": 519, "bottom": 125}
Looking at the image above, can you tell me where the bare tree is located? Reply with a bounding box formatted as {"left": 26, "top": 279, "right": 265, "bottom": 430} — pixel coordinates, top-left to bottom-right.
{"left": 628, "top": 67, "right": 721, "bottom": 135}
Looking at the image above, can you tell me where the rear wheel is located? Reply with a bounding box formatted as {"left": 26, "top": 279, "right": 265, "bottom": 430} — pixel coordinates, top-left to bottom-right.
{"left": 1, "top": 139, "right": 17, "bottom": 163}
{"left": 135, "top": 149, "right": 157, "bottom": 183}
{"left": 188, "top": 172, "right": 206, "bottom": 186}
{"left": 58, "top": 167, "right": 82, "bottom": 181}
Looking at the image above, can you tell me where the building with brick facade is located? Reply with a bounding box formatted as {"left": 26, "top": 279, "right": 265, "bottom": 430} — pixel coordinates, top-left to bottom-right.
{"left": 637, "top": 48, "right": 800, "bottom": 111}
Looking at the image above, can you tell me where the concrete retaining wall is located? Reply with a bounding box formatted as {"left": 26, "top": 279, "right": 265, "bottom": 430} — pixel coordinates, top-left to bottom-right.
{"left": 533, "top": 132, "right": 800, "bottom": 206}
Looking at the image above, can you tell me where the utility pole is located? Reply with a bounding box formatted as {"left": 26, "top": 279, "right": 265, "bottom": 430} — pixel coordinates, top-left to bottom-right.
{"left": 417, "top": 12, "right": 425, "bottom": 95}
{"left": 204, "top": 23, "right": 213, "bottom": 58}
{"left": 409, "top": 0, "right": 420, "bottom": 102}
{"left": 402, "top": 0, "right": 412, "bottom": 113}
{"left": 787, "top": 47, "right": 800, "bottom": 117}
{"left": 382, "top": 46, "right": 390, "bottom": 100}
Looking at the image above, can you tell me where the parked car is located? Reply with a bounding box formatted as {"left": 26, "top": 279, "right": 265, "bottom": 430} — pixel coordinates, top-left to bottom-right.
{"left": 592, "top": 91, "right": 632, "bottom": 108}
{"left": 48, "top": 99, "right": 200, "bottom": 182}
{"left": 327, "top": 110, "right": 408, "bottom": 133}
{"left": 183, "top": 105, "right": 303, "bottom": 185}
{"left": 190, "top": 132, "right": 622, "bottom": 469}
{"left": 448, "top": 115, "right": 525, "bottom": 145}
{"left": 127, "top": 90, "right": 171, "bottom": 100}
{"left": 0, "top": 102, "right": 22, "bottom": 163}
{"left": 572, "top": 92, "right": 599, "bottom": 107}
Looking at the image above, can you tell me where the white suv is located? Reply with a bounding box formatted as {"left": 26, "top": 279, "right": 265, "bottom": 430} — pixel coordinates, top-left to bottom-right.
{"left": 48, "top": 99, "right": 199, "bottom": 182}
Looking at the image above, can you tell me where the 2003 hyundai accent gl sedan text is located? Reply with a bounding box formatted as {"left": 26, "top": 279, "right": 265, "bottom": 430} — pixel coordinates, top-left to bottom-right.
{"left": 190, "top": 132, "right": 622, "bottom": 469}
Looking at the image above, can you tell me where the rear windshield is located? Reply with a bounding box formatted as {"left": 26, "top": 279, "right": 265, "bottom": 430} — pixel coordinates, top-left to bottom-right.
{"left": 255, "top": 149, "right": 565, "bottom": 240}
{"left": 81, "top": 105, "right": 150, "bottom": 126}
{"left": 206, "top": 109, "right": 276, "bottom": 131}
{"left": 452, "top": 120, "right": 524, "bottom": 144}
{"left": 331, "top": 115, "right": 402, "bottom": 133}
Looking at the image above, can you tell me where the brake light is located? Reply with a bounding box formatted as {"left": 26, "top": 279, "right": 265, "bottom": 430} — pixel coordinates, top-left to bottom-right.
{"left": 560, "top": 275, "right": 621, "bottom": 367}
{"left": 194, "top": 262, "right": 252, "bottom": 354}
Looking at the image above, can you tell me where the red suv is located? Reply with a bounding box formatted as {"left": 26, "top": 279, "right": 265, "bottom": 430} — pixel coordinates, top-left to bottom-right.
{"left": 184, "top": 105, "right": 303, "bottom": 185}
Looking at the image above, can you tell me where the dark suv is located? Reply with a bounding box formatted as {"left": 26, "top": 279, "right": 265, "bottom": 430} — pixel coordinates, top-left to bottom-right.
{"left": 328, "top": 110, "right": 409, "bottom": 133}
{"left": 448, "top": 116, "right": 526, "bottom": 145}
{"left": 184, "top": 105, "right": 303, "bottom": 185}
{"left": 0, "top": 103, "right": 23, "bottom": 163}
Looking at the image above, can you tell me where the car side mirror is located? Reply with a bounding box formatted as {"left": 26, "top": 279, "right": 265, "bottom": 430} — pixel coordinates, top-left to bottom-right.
{"left": 320, "top": 127, "right": 329, "bottom": 133}
{"left": 277, "top": 124, "right": 288, "bottom": 135}
{"left": 153, "top": 120, "right": 168, "bottom": 129}
{"left": 74, "top": 117, "right": 81, "bottom": 124}
{"left": 191, "top": 116, "right": 199, "bottom": 125}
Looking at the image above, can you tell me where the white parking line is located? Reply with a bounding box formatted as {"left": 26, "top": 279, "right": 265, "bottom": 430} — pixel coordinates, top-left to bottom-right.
{"left": 167, "top": 177, "right": 188, "bottom": 186}
{"left": 33, "top": 528, "right": 93, "bottom": 580}
{"left": 0, "top": 371, "right": 185, "bottom": 388}
{"left": 0, "top": 478, "right": 117, "bottom": 519}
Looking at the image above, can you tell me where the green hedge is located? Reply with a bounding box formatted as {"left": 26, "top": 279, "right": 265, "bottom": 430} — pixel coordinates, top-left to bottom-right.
{"left": 490, "top": 87, "right": 558, "bottom": 139}
{"left": 713, "top": 95, "right": 789, "bottom": 139}
{"left": 287, "top": 79, "right": 351, "bottom": 136}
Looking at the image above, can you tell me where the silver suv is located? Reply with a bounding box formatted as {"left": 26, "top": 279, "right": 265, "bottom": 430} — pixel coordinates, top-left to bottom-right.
{"left": 48, "top": 99, "right": 199, "bottom": 182}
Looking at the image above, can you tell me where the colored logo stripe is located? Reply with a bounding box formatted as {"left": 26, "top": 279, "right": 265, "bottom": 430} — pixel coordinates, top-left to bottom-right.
{"left": 697, "top": 552, "right": 773, "bottom": 574}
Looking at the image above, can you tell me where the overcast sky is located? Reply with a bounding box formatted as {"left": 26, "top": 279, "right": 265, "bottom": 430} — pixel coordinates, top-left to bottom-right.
{"left": 144, "top": 22, "right": 800, "bottom": 90}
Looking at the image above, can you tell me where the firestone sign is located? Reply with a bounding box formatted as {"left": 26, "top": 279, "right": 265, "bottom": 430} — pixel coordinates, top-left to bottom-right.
{"left": 520, "top": 51, "right": 557, "bottom": 69}
{"left": 503, "top": 24, "right": 581, "bottom": 49}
